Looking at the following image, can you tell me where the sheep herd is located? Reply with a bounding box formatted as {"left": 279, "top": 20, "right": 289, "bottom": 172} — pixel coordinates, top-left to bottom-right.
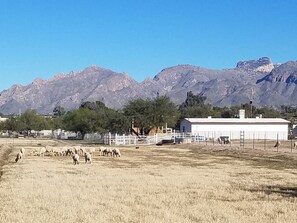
{"left": 14, "top": 145, "right": 121, "bottom": 165}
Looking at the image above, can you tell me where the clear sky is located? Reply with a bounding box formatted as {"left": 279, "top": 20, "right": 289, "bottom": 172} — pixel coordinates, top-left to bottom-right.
{"left": 0, "top": 0, "right": 296, "bottom": 91}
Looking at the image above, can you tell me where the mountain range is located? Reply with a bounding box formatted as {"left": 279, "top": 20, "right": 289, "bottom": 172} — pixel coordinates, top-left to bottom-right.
{"left": 0, "top": 57, "right": 297, "bottom": 115}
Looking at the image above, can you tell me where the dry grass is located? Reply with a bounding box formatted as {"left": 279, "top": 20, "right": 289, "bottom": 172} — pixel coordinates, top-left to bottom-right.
{"left": 0, "top": 138, "right": 297, "bottom": 223}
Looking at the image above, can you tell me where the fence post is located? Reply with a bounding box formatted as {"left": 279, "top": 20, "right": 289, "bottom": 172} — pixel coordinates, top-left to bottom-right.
{"left": 277, "top": 133, "right": 279, "bottom": 152}
{"left": 109, "top": 132, "right": 111, "bottom": 145}
{"left": 253, "top": 132, "right": 255, "bottom": 150}
{"left": 173, "top": 129, "right": 176, "bottom": 144}
{"left": 290, "top": 132, "right": 293, "bottom": 153}
{"left": 264, "top": 133, "right": 266, "bottom": 150}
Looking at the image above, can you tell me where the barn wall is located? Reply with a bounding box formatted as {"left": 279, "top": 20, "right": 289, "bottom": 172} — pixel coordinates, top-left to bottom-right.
{"left": 190, "top": 123, "right": 288, "bottom": 140}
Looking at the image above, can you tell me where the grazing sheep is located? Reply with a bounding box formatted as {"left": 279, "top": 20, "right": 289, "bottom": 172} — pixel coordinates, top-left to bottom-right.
{"left": 112, "top": 148, "right": 121, "bottom": 157}
{"left": 84, "top": 147, "right": 96, "bottom": 154}
{"left": 294, "top": 142, "right": 297, "bottom": 148}
{"left": 74, "top": 146, "right": 81, "bottom": 155}
{"left": 72, "top": 154, "right": 80, "bottom": 165}
{"left": 98, "top": 146, "right": 106, "bottom": 156}
{"left": 38, "top": 147, "right": 46, "bottom": 156}
{"left": 60, "top": 146, "right": 69, "bottom": 156}
{"left": 274, "top": 140, "right": 281, "bottom": 148}
{"left": 15, "top": 152, "right": 23, "bottom": 162}
{"left": 84, "top": 152, "right": 92, "bottom": 164}
{"left": 103, "top": 148, "right": 113, "bottom": 156}
{"left": 65, "top": 147, "right": 74, "bottom": 156}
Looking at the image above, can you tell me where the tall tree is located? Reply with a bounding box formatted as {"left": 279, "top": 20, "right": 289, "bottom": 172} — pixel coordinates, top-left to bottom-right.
{"left": 123, "top": 96, "right": 179, "bottom": 135}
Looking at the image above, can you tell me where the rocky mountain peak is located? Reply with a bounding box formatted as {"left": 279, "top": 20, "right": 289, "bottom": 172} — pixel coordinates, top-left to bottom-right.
{"left": 1, "top": 58, "right": 297, "bottom": 115}
{"left": 236, "top": 57, "right": 274, "bottom": 72}
{"left": 258, "top": 61, "right": 297, "bottom": 84}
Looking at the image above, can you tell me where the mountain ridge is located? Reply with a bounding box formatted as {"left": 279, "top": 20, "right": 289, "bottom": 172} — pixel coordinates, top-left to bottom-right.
{"left": 1, "top": 57, "right": 297, "bottom": 115}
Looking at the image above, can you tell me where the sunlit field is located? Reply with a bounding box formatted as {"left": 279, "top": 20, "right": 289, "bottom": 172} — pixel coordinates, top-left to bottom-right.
{"left": 0, "top": 138, "right": 297, "bottom": 223}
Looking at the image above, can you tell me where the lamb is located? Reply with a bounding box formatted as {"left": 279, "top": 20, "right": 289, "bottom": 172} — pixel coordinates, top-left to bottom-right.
{"left": 15, "top": 152, "right": 23, "bottom": 162}
{"left": 112, "top": 148, "right": 121, "bottom": 157}
{"left": 72, "top": 154, "right": 80, "bottom": 165}
{"left": 84, "top": 152, "right": 92, "bottom": 164}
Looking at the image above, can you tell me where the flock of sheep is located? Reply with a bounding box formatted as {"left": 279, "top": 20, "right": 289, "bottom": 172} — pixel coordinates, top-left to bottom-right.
{"left": 15, "top": 145, "right": 121, "bottom": 165}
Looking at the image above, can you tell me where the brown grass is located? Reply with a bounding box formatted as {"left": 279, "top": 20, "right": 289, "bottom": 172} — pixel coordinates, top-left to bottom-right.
{"left": 0, "top": 138, "right": 297, "bottom": 223}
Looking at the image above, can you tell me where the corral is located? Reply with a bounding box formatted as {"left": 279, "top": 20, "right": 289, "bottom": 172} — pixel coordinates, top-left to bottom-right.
{"left": 0, "top": 138, "right": 297, "bottom": 223}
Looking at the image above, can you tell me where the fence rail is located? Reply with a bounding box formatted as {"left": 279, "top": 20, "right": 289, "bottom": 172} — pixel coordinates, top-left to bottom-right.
{"left": 84, "top": 131, "right": 295, "bottom": 153}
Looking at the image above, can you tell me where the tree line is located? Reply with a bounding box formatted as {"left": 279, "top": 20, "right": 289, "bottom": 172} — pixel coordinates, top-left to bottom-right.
{"left": 0, "top": 91, "right": 295, "bottom": 139}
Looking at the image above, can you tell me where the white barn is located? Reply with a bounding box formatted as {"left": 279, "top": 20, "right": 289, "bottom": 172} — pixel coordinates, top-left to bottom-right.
{"left": 180, "top": 110, "right": 290, "bottom": 140}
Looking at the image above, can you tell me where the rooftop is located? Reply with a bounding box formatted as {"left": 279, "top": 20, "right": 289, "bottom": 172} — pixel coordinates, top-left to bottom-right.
{"left": 184, "top": 117, "right": 290, "bottom": 124}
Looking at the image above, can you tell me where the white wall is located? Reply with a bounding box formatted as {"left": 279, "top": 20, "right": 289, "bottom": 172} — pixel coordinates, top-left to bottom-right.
{"left": 180, "top": 120, "right": 288, "bottom": 140}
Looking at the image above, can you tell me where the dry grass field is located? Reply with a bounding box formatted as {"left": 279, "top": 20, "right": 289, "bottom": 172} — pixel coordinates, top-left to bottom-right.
{"left": 0, "top": 138, "right": 297, "bottom": 223}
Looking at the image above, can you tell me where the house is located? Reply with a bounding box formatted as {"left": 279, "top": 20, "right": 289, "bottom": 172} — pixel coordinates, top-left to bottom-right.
{"left": 180, "top": 110, "right": 289, "bottom": 140}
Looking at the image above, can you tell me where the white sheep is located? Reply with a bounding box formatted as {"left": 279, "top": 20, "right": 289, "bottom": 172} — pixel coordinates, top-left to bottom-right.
{"left": 60, "top": 146, "right": 69, "bottom": 156}
{"left": 38, "top": 147, "right": 46, "bottom": 156}
{"left": 15, "top": 152, "right": 23, "bottom": 162}
{"left": 84, "top": 152, "right": 92, "bottom": 164}
{"left": 294, "top": 142, "right": 297, "bottom": 148}
{"left": 98, "top": 146, "right": 106, "bottom": 156}
{"left": 54, "top": 147, "right": 64, "bottom": 156}
{"left": 65, "top": 147, "right": 74, "bottom": 156}
{"left": 112, "top": 148, "right": 121, "bottom": 157}
{"left": 74, "top": 146, "right": 81, "bottom": 155}
{"left": 84, "top": 147, "right": 96, "bottom": 154}
{"left": 72, "top": 153, "right": 80, "bottom": 165}
{"left": 103, "top": 147, "right": 113, "bottom": 156}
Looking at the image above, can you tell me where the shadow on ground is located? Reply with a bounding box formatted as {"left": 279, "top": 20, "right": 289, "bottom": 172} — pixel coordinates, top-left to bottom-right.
{"left": 248, "top": 185, "right": 297, "bottom": 198}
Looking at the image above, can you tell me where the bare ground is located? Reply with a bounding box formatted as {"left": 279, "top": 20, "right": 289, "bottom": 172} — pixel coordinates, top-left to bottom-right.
{"left": 0, "top": 138, "right": 297, "bottom": 223}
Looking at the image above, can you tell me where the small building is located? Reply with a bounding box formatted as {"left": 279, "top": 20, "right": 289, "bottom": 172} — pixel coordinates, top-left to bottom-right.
{"left": 0, "top": 116, "right": 8, "bottom": 122}
{"left": 180, "top": 110, "right": 290, "bottom": 140}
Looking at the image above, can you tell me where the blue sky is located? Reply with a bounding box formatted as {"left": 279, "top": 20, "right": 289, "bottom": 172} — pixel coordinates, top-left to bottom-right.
{"left": 0, "top": 0, "right": 296, "bottom": 91}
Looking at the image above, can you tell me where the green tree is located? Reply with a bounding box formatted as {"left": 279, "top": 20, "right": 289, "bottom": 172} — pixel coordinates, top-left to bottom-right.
{"left": 62, "top": 108, "right": 99, "bottom": 139}
{"left": 123, "top": 96, "right": 179, "bottom": 135}
{"left": 179, "top": 91, "right": 207, "bottom": 108}
{"left": 18, "top": 110, "right": 51, "bottom": 133}
{"left": 178, "top": 91, "right": 213, "bottom": 119}
{"left": 1, "top": 117, "right": 21, "bottom": 133}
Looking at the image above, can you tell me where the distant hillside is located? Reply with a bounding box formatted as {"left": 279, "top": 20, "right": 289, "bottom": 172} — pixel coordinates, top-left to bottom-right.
{"left": 0, "top": 57, "right": 297, "bottom": 115}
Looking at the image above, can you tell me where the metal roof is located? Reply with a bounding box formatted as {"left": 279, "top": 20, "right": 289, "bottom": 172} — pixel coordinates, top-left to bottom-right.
{"left": 183, "top": 118, "right": 290, "bottom": 124}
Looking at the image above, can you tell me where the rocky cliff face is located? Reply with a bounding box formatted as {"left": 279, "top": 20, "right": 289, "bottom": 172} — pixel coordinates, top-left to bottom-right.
{"left": 0, "top": 58, "right": 297, "bottom": 114}
{"left": 236, "top": 57, "right": 275, "bottom": 72}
